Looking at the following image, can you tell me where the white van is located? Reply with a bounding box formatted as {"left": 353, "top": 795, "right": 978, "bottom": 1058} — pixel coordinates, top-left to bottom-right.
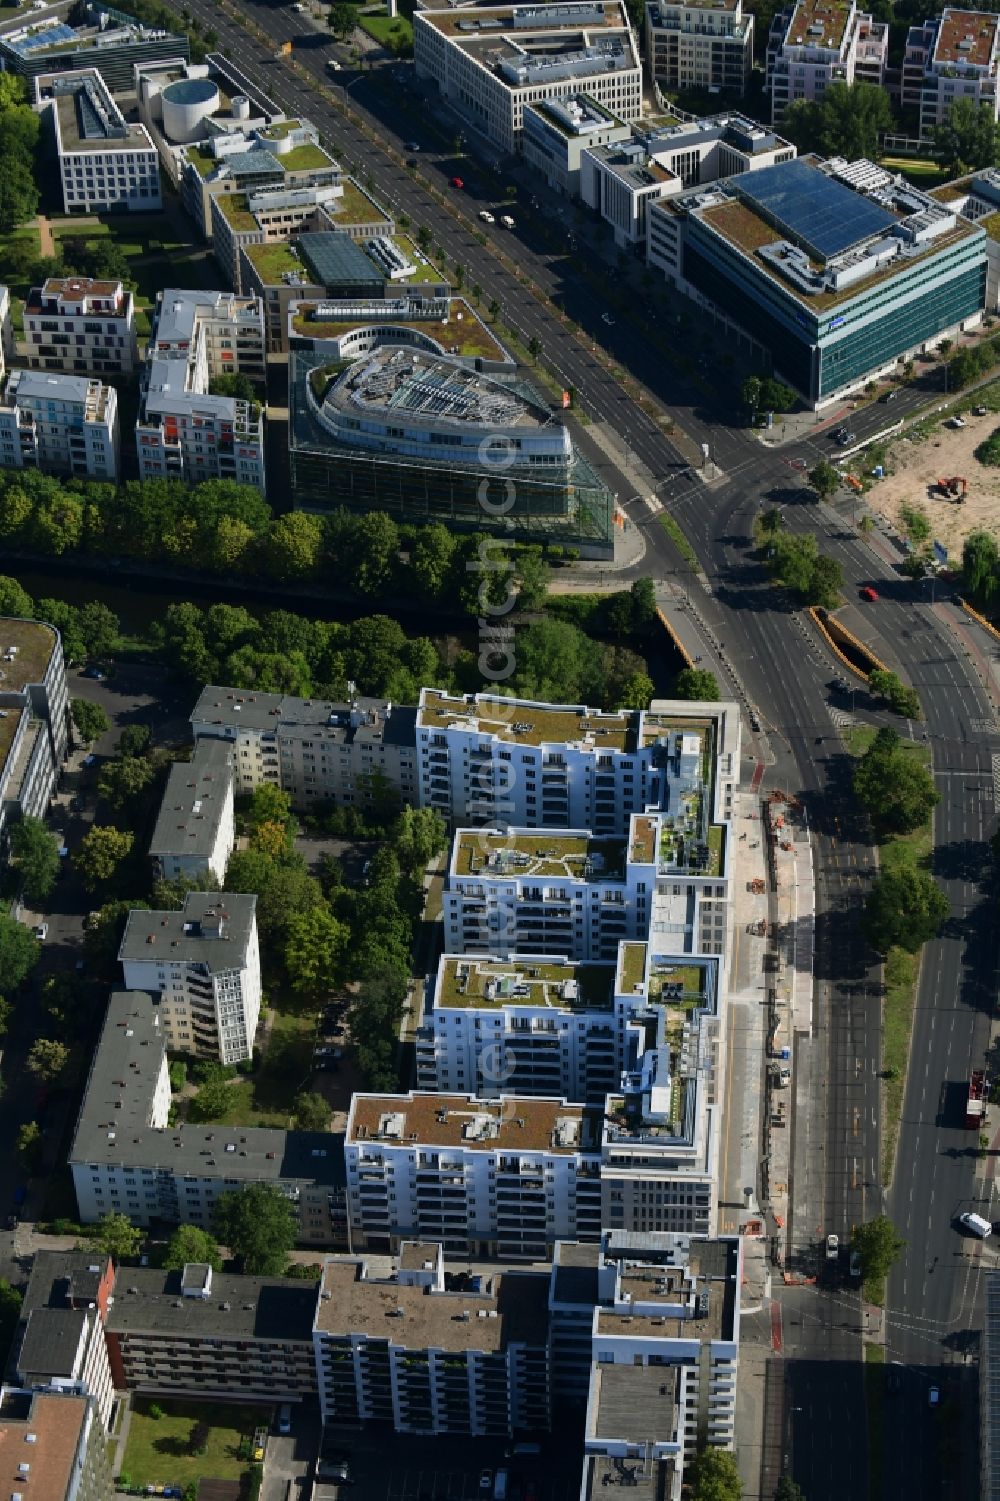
{"left": 960, "top": 1211, "right": 992, "bottom": 1238}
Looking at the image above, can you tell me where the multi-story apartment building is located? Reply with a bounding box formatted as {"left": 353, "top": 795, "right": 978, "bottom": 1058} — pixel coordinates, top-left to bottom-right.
{"left": 36, "top": 70, "right": 161, "bottom": 215}
{"left": 0, "top": 285, "right": 13, "bottom": 385}
{"left": 135, "top": 288, "right": 266, "bottom": 492}
{"left": 901, "top": 8, "right": 1000, "bottom": 136}
{"left": 345, "top": 1092, "right": 605, "bottom": 1258}
{"left": 766, "top": 0, "right": 888, "bottom": 123}
{"left": 118, "top": 892, "right": 261, "bottom": 1065}
{"left": 190, "top": 685, "right": 419, "bottom": 810}
{"left": 521, "top": 94, "right": 632, "bottom": 197}
{"left": 0, "top": 371, "right": 119, "bottom": 481}
{"left": 443, "top": 826, "right": 650, "bottom": 961}
{"left": 647, "top": 154, "right": 987, "bottom": 406}
{"left": 23, "top": 276, "right": 138, "bottom": 378}
{"left": 581, "top": 112, "right": 795, "bottom": 248}
{"left": 313, "top": 1242, "right": 550, "bottom": 1435}
{"left": 0, "top": 1389, "right": 114, "bottom": 1501}
{"left": 0, "top": 615, "right": 68, "bottom": 853}
{"left": 69, "top": 993, "right": 347, "bottom": 1245}
{"left": 148, "top": 738, "right": 235, "bottom": 885}
{"left": 414, "top": 0, "right": 642, "bottom": 156}
{"left": 104, "top": 1263, "right": 319, "bottom": 1401}
{"left": 11, "top": 1254, "right": 116, "bottom": 1429}
{"left": 0, "top": 3, "right": 187, "bottom": 93}
{"left": 646, "top": 0, "right": 754, "bottom": 95}
{"left": 415, "top": 689, "right": 739, "bottom": 841}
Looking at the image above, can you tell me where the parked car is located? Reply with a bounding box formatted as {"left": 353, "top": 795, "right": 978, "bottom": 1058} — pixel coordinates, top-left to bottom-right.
{"left": 33, "top": 923, "right": 48, "bottom": 941}
{"left": 974, "top": 404, "right": 988, "bottom": 416}
{"left": 949, "top": 415, "right": 966, "bottom": 428}
{"left": 326, "top": 57, "right": 341, "bottom": 71}
{"left": 450, "top": 176, "right": 464, "bottom": 189}
{"left": 882, "top": 389, "right": 900, "bottom": 401}
{"left": 849, "top": 1250, "right": 861, "bottom": 1278}
{"left": 928, "top": 1386, "right": 940, "bottom": 1408}
{"left": 479, "top": 1473, "right": 493, "bottom": 1496}
{"left": 82, "top": 665, "right": 104, "bottom": 680}
{"left": 479, "top": 210, "right": 495, "bottom": 223}
{"left": 860, "top": 586, "right": 878, "bottom": 602}
{"left": 405, "top": 141, "right": 420, "bottom": 151}
{"left": 499, "top": 215, "right": 515, "bottom": 229}
{"left": 825, "top": 1233, "right": 839, "bottom": 1260}
{"left": 317, "top": 1461, "right": 352, "bottom": 1483}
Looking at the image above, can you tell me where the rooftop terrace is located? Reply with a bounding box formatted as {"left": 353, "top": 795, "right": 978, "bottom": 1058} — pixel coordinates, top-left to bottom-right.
{"left": 435, "top": 955, "right": 616, "bottom": 1011}
{"left": 782, "top": 0, "right": 852, "bottom": 52}
{"left": 294, "top": 298, "right": 506, "bottom": 361}
{"left": 453, "top": 829, "right": 627, "bottom": 880}
{"left": 349, "top": 1092, "right": 601, "bottom": 1153}
{"left": 418, "top": 690, "right": 635, "bottom": 750}
{"left": 0, "top": 618, "right": 58, "bottom": 694}
{"left": 933, "top": 7, "right": 998, "bottom": 68}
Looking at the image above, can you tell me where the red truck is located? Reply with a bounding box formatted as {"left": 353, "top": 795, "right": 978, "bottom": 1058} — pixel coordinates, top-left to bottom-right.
{"left": 966, "top": 1070, "right": 989, "bottom": 1129}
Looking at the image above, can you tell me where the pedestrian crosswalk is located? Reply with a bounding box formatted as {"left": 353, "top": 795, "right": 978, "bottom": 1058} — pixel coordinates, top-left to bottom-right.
{"left": 829, "top": 708, "right": 855, "bottom": 729}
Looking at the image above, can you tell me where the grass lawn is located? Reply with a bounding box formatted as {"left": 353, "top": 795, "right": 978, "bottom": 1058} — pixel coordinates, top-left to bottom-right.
{"left": 121, "top": 1399, "right": 255, "bottom": 1488}
{"left": 215, "top": 1006, "right": 317, "bottom": 1128}
{"left": 358, "top": 10, "right": 412, "bottom": 46}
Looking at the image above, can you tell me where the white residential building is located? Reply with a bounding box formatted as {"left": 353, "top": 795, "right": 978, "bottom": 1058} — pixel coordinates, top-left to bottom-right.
{"left": 118, "top": 893, "right": 262, "bottom": 1065}
{"left": 0, "top": 286, "right": 14, "bottom": 385}
{"left": 37, "top": 70, "right": 161, "bottom": 215}
{"left": 765, "top": 0, "right": 888, "bottom": 123}
{"left": 0, "top": 617, "right": 68, "bottom": 859}
{"left": 414, "top": 0, "right": 643, "bottom": 156}
{"left": 23, "top": 276, "right": 138, "bottom": 378}
{"left": 135, "top": 288, "right": 266, "bottom": 492}
{"left": 69, "top": 992, "right": 346, "bottom": 1244}
{"left": 521, "top": 94, "right": 632, "bottom": 197}
{"left": 902, "top": 8, "right": 1000, "bottom": 135}
{"left": 0, "top": 371, "right": 119, "bottom": 481}
{"left": 646, "top": 0, "right": 754, "bottom": 95}
{"left": 312, "top": 1244, "right": 551, "bottom": 1435}
{"left": 190, "top": 685, "right": 419, "bottom": 810}
{"left": 415, "top": 689, "right": 740, "bottom": 839}
{"left": 443, "top": 826, "right": 651, "bottom": 961}
{"left": 345, "top": 1092, "right": 605, "bottom": 1257}
{"left": 148, "top": 738, "right": 235, "bottom": 885}
{"left": 581, "top": 113, "right": 795, "bottom": 248}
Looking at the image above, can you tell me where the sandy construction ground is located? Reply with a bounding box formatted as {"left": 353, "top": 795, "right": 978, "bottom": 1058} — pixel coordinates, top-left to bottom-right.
{"left": 863, "top": 408, "right": 1000, "bottom": 560}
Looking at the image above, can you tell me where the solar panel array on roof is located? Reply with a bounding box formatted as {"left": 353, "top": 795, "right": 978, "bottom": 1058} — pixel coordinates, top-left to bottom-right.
{"left": 9, "top": 21, "right": 76, "bottom": 53}
{"left": 736, "top": 158, "right": 897, "bottom": 262}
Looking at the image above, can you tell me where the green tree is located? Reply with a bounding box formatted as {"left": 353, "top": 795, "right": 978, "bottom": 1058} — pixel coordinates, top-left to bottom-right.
{"left": 527, "top": 335, "right": 542, "bottom": 363}
{"left": 863, "top": 865, "right": 949, "bottom": 952}
{"left": 629, "top": 576, "right": 657, "bottom": 631}
{"left": 785, "top": 80, "right": 891, "bottom": 160}
{"left": 688, "top": 1446, "right": 742, "bottom": 1501}
{"left": 488, "top": 297, "right": 500, "bottom": 322}
{"left": 757, "top": 508, "right": 785, "bottom": 538}
{"left": 92, "top": 1211, "right": 142, "bottom": 1263}
{"left": 73, "top": 825, "right": 134, "bottom": 893}
{"left": 617, "top": 671, "right": 655, "bottom": 710}
{"left": 162, "top": 1224, "right": 223, "bottom": 1272}
{"left": 775, "top": 1481, "right": 806, "bottom": 1501}
{"left": 0, "top": 1279, "right": 22, "bottom": 1366}
{"left": 808, "top": 553, "right": 844, "bottom": 609}
{"left": 807, "top": 459, "right": 840, "bottom": 503}
{"left": 117, "top": 724, "right": 152, "bottom": 759}
{"left": 0, "top": 156, "right": 39, "bottom": 232}
{"left": 410, "top": 523, "right": 456, "bottom": 600}
{"left": 416, "top": 225, "right": 432, "bottom": 253}
{"left": 97, "top": 755, "right": 155, "bottom": 814}
{"left": 933, "top": 97, "right": 1000, "bottom": 175}
{"left": 354, "top": 511, "right": 400, "bottom": 595}
{"left": 84, "top": 899, "right": 147, "bottom": 977}
{"left": 392, "top": 805, "right": 447, "bottom": 876}
{"left": 188, "top": 1066, "right": 234, "bottom": 1121}
{"left": 71, "top": 699, "right": 110, "bottom": 744}
{"left": 284, "top": 904, "right": 349, "bottom": 998}
{"left": 294, "top": 1091, "right": 332, "bottom": 1131}
{"left": 759, "top": 378, "right": 797, "bottom": 414}
{"left": 208, "top": 372, "right": 258, "bottom": 402}
{"left": 0, "top": 576, "right": 33, "bottom": 618}
{"left": 852, "top": 1214, "right": 905, "bottom": 1284}
{"left": 261, "top": 512, "right": 323, "bottom": 582}
{"left": 225, "top": 848, "right": 324, "bottom": 945}
{"left": 214, "top": 1183, "right": 297, "bottom": 1274}
{"left": 0, "top": 913, "right": 38, "bottom": 992}
{"left": 963, "top": 529, "right": 999, "bottom": 607}
{"left": 868, "top": 667, "right": 922, "bottom": 720}
{"left": 675, "top": 666, "right": 721, "bottom": 701}
{"left": 853, "top": 729, "right": 939, "bottom": 835}
{"left": 246, "top": 784, "right": 298, "bottom": 842}
{"left": 27, "top": 1037, "right": 70, "bottom": 1082}
{"left": 741, "top": 375, "right": 762, "bottom": 416}
{"left": 329, "top": 0, "right": 356, "bottom": 35}
{"left": 515, "top": 548, "right": 550, "bottom": 609}
{"left": 17, "top": 1121, "right": 41, "bottom": 1173}
{"left": 8, "top": 817, "right": 59, "bottom": 903}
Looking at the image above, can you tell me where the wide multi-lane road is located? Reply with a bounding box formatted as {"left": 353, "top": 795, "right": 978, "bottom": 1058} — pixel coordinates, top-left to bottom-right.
{"left": 179, "top": 13, "right": 998, "bottom": 1494}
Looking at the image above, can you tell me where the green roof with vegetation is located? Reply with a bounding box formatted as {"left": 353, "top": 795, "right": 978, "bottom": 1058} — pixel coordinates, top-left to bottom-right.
{"left": 454, "top": 830, "right": 626, "bottom": 880}
{"left": 436, "top": 956, "right": 615, "bottom": 1010}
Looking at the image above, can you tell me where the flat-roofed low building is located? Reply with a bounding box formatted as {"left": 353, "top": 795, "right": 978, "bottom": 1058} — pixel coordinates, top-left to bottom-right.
{"left": 414, "top": 0, "right": 642, "bottom": 156}
{"left": 648, "top": 154, "right": 988, "bottom": 406}
{"left": 521, "top": 93, "right": 632, "bottom": 196}
{"left": 0, "top": 370, "right": 119, "bottom": 481}
{"left": 69, "top": 991, "right": 347, "bottom": 1245}
{"left": 313, "top": 1245, "right": 550, "bottom": 1435}
{"left": 148, "top": 738, "right": 235, "bottom": 884}
{"left": 0, "top": 1388, "right": 114, "bottom": 1501}
{"left": 104, "top": 1264, "right": 319, "bottom": 1400}
{"left": 646, "top": 0, "right": 754, "bottom": 95}
{"left": 23, "top": 276, "right": 138, "bottom": 378}
{"left": 119, "top": 892, "right": 261, "bottom": 1064}
{"left": 345, "top": 1091, "right": 605, "bottom": 1258}
{"left": 36, "top": 70, "right": 161, "bottom": 215}
{"left": 0, "top": 3, "right": 188, "bottom": 93}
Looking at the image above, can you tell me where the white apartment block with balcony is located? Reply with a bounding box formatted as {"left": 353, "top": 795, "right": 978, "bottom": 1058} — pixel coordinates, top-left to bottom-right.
{"left": 521, "top": 94, "right": 632, "bottom": 196}
{"left": 24, "top": 276, "right": 138, "bottom": 378}
{"left": 37, "top": 70, "right": 161, "bottom": 214}
{"left": 414, "top": 0, "right": 642, "bottom": 157}
{"left": 0, "top": 371, "right": 119, "bottom": 481}
{"left": 313, "top": 1244, "right": 551, "bottom": 1436}
{"left": 415, "top": 690, "right": 740, "bottom": 839}
{"left": 581, "top": 113, "right": 795, "bottom": 248}
{"left": 118, "top": 893, "right": 262, "bottom": 1065}
{"left": 765, "top": 0, "right": 888, "bottom": 123}
{"left": 443, "top": 826, "right": 653, "bottom": 961}
{"left": 902, "top": 9, "right": 1000, "bottom": 135}
{"left": 135, "top": 288, "right": 266, "bottom": 492}
{"left": 345, "top": 1092, "right": 605, "bottom": 1258}
{"left": 0, "top": 617, "right": 68, "bottom": 860}
{"left": 148, "top": 738, "right": 235, "bottom": 885}
{"left": 646, "top": 0, "right": 754, "bottom": 94}
{"left": 190, "top": 685, "right": 419, "bottom": 810}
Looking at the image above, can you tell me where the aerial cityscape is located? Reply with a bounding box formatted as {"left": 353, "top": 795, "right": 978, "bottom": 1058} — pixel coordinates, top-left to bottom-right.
{"left": 0, "top": 0, "right": 998, "bottom": 1498}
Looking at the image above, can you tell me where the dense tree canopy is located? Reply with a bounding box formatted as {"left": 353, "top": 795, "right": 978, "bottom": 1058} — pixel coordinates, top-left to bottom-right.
{"left": 783, "top": 81, "right": 892, "bottom": 161}
{"left": 214, "top": 1183, "right": 297, "bottom": 1274}
{"left": 0, "top": 913, "right": 38, "bottom": 994}
{"left": 863, "top": 865, "right": 949, "bottom": 953}
{"left": 8, "top": 818, "right": 59, "bottom": 904}
{"left": 933, "top": 97, "right": 1000, "bottom": 175}
{"left": 162, "top": 1224, "right": 223, "bottom": 1272}
{"left": 853, "top": 729, "right": 939, "bottom": 835}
